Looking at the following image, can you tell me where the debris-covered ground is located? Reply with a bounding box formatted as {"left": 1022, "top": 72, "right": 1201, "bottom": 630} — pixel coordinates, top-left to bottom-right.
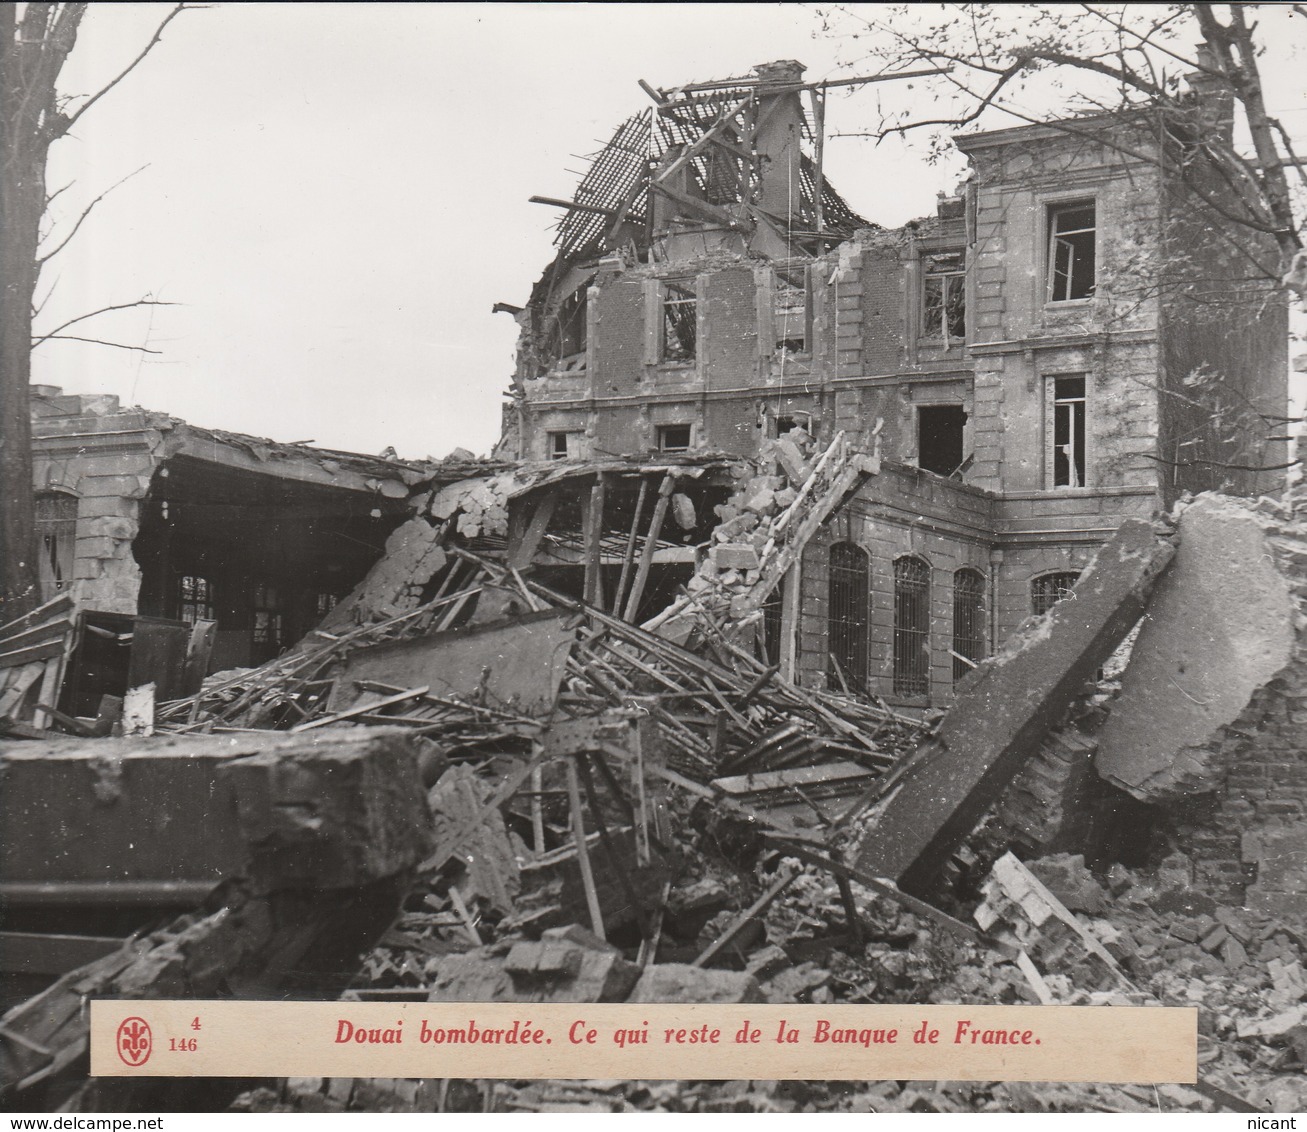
{"left": 3, "top": 427, "right": 1305, "bottom": 1115}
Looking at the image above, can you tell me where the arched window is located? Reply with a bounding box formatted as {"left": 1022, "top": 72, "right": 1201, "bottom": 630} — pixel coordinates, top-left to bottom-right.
{"left": 34, "top": 491, "right": 77, "bottom": 600}
{"left": 952, "top": 568, "right": 986, "bottom": 682}
{"left": 1031, "top": 571, "right": 1081, "bottom": 617}
{"left": 827, "top": 542, "right": 869, "bottom": 692}
{"left": 893, "top": 556, "right": 931, "bottom": 698}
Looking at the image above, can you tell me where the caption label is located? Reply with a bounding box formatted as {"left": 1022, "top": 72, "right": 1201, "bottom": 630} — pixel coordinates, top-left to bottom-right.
{"left": 91, "top": 1001, "right": 1196, "bottom": 1083}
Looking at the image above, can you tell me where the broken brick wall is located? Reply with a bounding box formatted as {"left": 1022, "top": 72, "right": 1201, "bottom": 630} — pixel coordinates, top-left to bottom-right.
{"left": 1096, "top": 492, "right": 1307, "bottom": 912}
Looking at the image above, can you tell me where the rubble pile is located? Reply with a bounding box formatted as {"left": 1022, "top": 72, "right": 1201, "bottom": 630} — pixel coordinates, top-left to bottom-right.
{"left": 646, "top": 428, "right": 879, "bottom": 648}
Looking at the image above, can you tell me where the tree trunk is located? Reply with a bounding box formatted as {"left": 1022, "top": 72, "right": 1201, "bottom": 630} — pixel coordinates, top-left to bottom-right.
{"left": 0, "top": 3, "right": 85, "bottom": 618}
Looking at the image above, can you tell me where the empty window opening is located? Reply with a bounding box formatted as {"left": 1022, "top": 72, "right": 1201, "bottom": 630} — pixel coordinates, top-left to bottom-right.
{"left": 179, "top": 574, "right": 216, "bottom": 625}
{"left": 656, "top": 423, "right": 692, "bottom": 453}
{"left": 952, "top": 568, "right": 986, "bottom": 682}
{"left": 893, "top": 556, "right": 931, "bottom": 698}
{"left": 34, "top": 492, "right": 76, "bottom": 600}
{"left": 774, "top": 268, "right": 809, "bottom": 353}
{"left": 1031, "top": 571, "right": 1082, "bottom": 617}
{"left": 253, "top": 583, "right": 285, "bottom": 655}
{"left": 917, "top": 405, "right": 967, "bottom": 477}
{"left": 548, "top": 430, "right": 581, "bottom": 460}
{"left": 662, "top": 280, "right": 697, "bottom": 362}
{"left": 828, "top": 542, "right": 870, "bottom": 692}
{"left": 922, "top": 250, "right": 966, "bottom": 341}
{"left": 1051, "top": 376, "right": 1087, "bottom": 488}
{"left": 1048, "top": 203, "right": 1096, "bottom": 302}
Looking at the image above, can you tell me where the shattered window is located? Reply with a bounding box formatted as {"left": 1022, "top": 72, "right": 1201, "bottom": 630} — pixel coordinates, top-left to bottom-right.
{"left": 253, "top": 583, "right": 284, "bottom": 651}
{"left": 1047, "top": 203, "right": 1096, "bottom": 302}
{"left": 827, "top": 542, "right": 869, "bottom": 693}
{"left": 1031, "top": 571, "right": 1081, "bottom": 617}
{"left": 179, "top": 574, "right": 216, "bottom": 625}
{"left": 656, "top": 423, "right": 692, "bottom": 453}
{"left": 314, "top": 592, "right": 339, "bottom": 617}
{"left": 1050, "top": 375, "right": 1087, "bottom": 488}
{"left": 662, "top": 280, "right": 697, "bottom": 363}
{"left": 922, "top": 250, "right": 966, "bottom": 342}
{"left": 34, "top": 492, "right": 76, "bottom": 600}
{"left": 774, "top": 268, "right": 808, "bottom": 353}
{"left": 952, "top": 568, "right": 986, "bottom": 682}
{"left": 546, "top": 281, "right": 591, "bottom": 367}
{"left": 893, "top": 556, "right": 930, "bottom": 699}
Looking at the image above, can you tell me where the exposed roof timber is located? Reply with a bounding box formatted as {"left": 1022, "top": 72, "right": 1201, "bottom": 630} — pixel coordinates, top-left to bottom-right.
{"left": 651, "top": 182, "right": 743, "bottom": 230}
{"left": 530, "top": 195, "right": 622, "bottom": 217}
{"left": 644, "top": 67, "right": 951, "bottom": 99}
{"left": 652, "top": 97, "right": 753, "bottom": 188}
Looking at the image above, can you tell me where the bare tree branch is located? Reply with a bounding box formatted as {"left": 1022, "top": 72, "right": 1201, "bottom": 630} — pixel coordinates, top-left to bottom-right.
{"left": 36, "top": 164, "right": 148, "bottom": 266}
{"left": 58, "top": 3, "right": 201, "bottom": 137}
{"left": 32, "top": 334, "right": 161, "bottom": 354}
{"left": 31, "top": 296, "right": 176, "bottom": 345}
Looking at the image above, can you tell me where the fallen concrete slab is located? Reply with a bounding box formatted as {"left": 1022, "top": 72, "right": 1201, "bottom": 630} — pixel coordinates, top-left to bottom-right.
{"left": 0, "top": 727, "right": 433, "bottom": 904}
{"left": 1096, "top": 495, "right": 1296, "bottom": 800}
{"left": 857, "top": 518, "right": 1175, "bottom": 894}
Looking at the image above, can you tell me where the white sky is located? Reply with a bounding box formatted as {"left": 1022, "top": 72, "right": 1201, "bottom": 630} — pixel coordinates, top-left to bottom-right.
{"left": 33, "top": 3, "right": 1307, "bottom": 461}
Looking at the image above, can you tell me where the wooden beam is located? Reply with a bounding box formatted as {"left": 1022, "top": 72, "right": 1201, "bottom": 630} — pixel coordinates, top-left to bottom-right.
{"left": 611, "top": 476, "right": 650, "bottom": 616}
{"left": 622, "top": 474, "right": 676, "bottom": 623}
{"left": 529, "top": 195, "right": 619, "bottom": 217}
{"left": 582, "top": 473, "right": 607, "bottom": 608}
{"left": 652, "top": 97, "right": 751, "bottom": 188}
{"left": 649, "top": 183, "right": 739, "bottom": 230}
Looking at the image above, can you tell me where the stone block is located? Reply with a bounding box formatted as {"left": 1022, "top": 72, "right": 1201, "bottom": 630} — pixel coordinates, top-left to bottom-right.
{"left": 627, "top": 964, "right": 763, "bottom": 1004}
{"left": 711, "top": 544, "right": 760, "bottom": 571}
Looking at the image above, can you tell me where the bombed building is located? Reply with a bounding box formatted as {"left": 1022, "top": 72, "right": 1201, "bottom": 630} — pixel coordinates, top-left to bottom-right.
{"left": 501, "top": 59, "right": 1288, "bottom": 707}
{"left": 2, "top": 59, "right": 1304, "bottom": 1117}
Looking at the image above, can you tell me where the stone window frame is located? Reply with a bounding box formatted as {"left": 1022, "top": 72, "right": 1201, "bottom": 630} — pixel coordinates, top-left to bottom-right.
{"left": 653, "top": 277, "right": 698, "bottom": 366}
{"left": 1044, "top": 372, "right": 1091, "bottom": 489}
{"left": 655, "top": 422, "right": 694, "bottom": 453}
{"left": 547, "top": 430, "right": 583, "bottom": 461}
{"left": 772, "top": 264, "right": 813, "bottom": 356}
{"left": 919, "top": 247, "right": 967, "bottom": 345}
{"left": 1044, "top": 197, "right": 1098, "bottom": 306}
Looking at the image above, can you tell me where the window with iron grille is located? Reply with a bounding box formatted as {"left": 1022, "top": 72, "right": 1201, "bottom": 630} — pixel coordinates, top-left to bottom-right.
{"left": 179, "top": 574, "right": 216, "bottom": 625}
{"left": 893, "top": 556, "right": 931, "bottom": 698}
{"left": 922, "top": 249, "right": 966, "bottom": 342}
{"left": 34, "top": 492, "right": 76, "bottom": 600}
{"left": 827, "top": 542, "right": 869, "bottom": 692}
{"left": 1031, "top": 571, "right": 1081, "bottom": 616}
{"left": 662, "top": 280, "right": 697, "bottom": 362}
{"left": 1047, "top": 202, "right": 1096, "bottom": 302}
{"left": 952, "top": 568, "right": 986, "bottom": 682}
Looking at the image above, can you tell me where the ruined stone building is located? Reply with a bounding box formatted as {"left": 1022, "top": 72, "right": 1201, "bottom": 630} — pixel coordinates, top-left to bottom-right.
{"left": 501, "top": 60, "right": 1289, "bottom": 708}
{"left": 27, "top": 387, "right": 495, "bottom": 712}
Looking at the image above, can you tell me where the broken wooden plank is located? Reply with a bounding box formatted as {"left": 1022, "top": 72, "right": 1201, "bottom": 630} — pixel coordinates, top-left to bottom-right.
{"left": 692, "top": 867, "right": 796, "bottom": 968}
{"left": 857, "top": 519, "right": 1176, "bottom": 894}
{"left": 290, "top": 686, "right": 429, "bottom": 732}
{"left": 566, "top": 756, "right": 606, "bottom": 941}
{"left": 622, "top": 473, "right": 676, "bottom": 623}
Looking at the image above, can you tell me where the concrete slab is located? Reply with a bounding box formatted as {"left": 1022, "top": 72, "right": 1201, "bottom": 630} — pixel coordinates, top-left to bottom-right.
{"left": 1096, "top": 494, "right": 1295, "bottom": 800}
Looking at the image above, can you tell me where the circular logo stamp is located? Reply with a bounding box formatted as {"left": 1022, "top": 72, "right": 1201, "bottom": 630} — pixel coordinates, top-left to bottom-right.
{"left": 116, "top": 1016, "right": 152, "bottom": 1067}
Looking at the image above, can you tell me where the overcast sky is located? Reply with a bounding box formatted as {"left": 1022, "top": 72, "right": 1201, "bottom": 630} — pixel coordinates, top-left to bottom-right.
{"left": 34, "top": 3, "right": 1306, "bottom": 461}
